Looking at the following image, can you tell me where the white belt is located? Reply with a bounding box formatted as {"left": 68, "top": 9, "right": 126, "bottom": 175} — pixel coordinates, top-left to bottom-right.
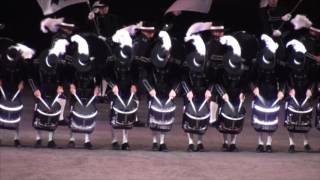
{"left": 185, "top": 112, "right": 210, "bottom": 121}
{"left": 254, "top": 105, "right": 280, "bottom": 113}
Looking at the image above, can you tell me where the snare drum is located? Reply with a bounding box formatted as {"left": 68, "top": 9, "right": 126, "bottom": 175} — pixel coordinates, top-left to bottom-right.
{"left": 285, "top": 98, "right": 313, "bottom": 133}
{"left": 182, "top": 101, "right": 210, "bottom": 135}
{"left": 70, "top": 102, "right": 97, "bottom": 134}
{"left": 217, "top": 103, "right": 245, "bottom": 134}
{"left": 149, "top": 98, "right": 176, "bottom": 132}
{"left": 0, "top": 99, "right": 23, "bottom": 130}
{"left": 110, "top": 96, "right": 138, "bottom": 129}
{"left": 33, "top": 99, "right": 61, "bottom": 131}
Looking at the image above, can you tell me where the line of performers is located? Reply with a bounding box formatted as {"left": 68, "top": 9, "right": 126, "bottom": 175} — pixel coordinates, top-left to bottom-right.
{"left": 0, "top": 15, "right": 319, "bottom": 153}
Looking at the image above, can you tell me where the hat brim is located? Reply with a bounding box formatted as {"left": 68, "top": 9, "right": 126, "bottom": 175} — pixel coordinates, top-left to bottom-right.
{"left": 137, "top": 27, "right": 156, "bottom": 31}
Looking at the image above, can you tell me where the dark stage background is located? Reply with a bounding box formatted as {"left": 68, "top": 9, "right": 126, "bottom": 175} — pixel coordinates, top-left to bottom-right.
{"left": 0, "top": 0, "right": 318, "bottom": 55}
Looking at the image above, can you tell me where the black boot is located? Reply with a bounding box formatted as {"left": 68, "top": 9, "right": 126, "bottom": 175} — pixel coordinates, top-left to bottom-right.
{"left": 256, "top": 144, "right": 265, "bottom": 153}
{"left": 159, "top": 143, "right": 168, "bottom": 152}
{"left": 265, "top": 145, "right": 273, "bottom": 153}
{"left": 229, "top": 144, "right": 239, "bottom": 152}
{"left": 14, "top": 139, "right": 21, "bottom": 147}
{"left": 121, "top": 143, "right": 131, "bottom": 151}
{"left": 187, "top": 144, "right": 195, "bottom": 152}
{"left": 304, "top": 144, "right": 312, "bottom": 152}
{"left": 112, "top": 141, "right": 120, "bottom": 150}
{"left": 221, "top": 143, "right": 229, "bottom": 152}
{"left": 34, "top": 139, "right": 42, "bottom": 148}
{"left": 152, "top": 143, "right": 158, "bottom": 151}
{"left": 288, "top": 145, "right": 295, "bottom": 153}
{"left": 48, "top": 140, "right": 56, "bottom": 148}
{"left": 68, "top": 140, "right": 75, "bottom": 148}
{"left": 84, "top": 142, "right": 93, "bottom": 150}
{"left": 196, "top": 143, "right": 205, "bottom": 152}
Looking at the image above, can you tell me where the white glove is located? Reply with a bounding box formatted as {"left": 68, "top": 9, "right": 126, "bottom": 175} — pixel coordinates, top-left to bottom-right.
{"left": 272, "top": 29, "right": 282, "bottom": 37}
{"left": 88, "top": 12, "right": 95, "bottom": 20}
{"left": 281, "top": 13, "right": 292, "bottom": 21}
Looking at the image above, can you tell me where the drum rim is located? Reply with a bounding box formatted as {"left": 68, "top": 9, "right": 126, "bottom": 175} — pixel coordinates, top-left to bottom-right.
{"left": 149, "top": 117, "right": 174, "bottom": 125}
{"left": 0, "top": 117, "right": 21, "bottom": 124}
{"left": 253, "top": 116, "right": 278, "bottom": 126}
{"left": 71, "top": 110, "right": 98, "bottom": 119}
{"left": 150, "top": 105, "right": 176, "bottom": 113}
{"left": 37, "top": 108, "right": 61, "bottom": 117}
{"left": 253, "top": 104, "right": 280, "bottom": 113}
{"left": 71, "top": 121, "right": 96, "bottom": 130}
{"left": 287, "top": 106, "right": 313, "bottom": 114}
{"left": 0, "top": 104, "right": 23, "bottom": 112}
{"left": 185, "top": 112, "right": 210, "bottom": 120}
{"left": 113, "top": 107, "right": 138, "bottom": 114}
{"left": 221, "top": 112, "right": 244, "bottom": 121}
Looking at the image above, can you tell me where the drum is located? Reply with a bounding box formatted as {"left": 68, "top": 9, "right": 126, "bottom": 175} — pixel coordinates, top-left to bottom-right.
{"left": 284, "top": 98, "right": 313, "bottom": 133}
{"left": 316, "top": 101, "right": 320, "bottom": 130}
{"left": 0, "top": 99, "right": 23, "bottom": 130}
{"left": 217, "top": 102, "right": 245, "bottom": 134}
{"left": 149, "top": 98, "right": 176, "bottom": 132}
{"left": 251, "top": 99, "right": 280, "bottom": 133}
{"left": 33, "top": 99, "right": 61, "bottom": 131}
{"left": 110, "top": 96, "right": 138, "bottom": 129}
{"left": 70, "top": 102, "right": 97, "bottom": 134}
{"left": 182, "top": 101, "right": 210, "bottom": 135}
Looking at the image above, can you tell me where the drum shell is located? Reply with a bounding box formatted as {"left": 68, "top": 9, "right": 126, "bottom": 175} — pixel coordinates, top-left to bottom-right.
{"left": 284, "top": 99, "right": 313, "bottom": 133}
{"left": 70, "top": 102, "right": 97, "bottom": 134}
{"left": 182, "top": 102, "right": 210, "bottom": 135}
{"left": 0, "top": 99, "right": 23, "bottom": 130}
{"left": 33, "top": 101, "right": 61, "bottom": 131}
{"left": 251, "top": 100, "right": 280, "bottom": 133}
{"left": 110, "top": 97, "right": 138, "bottom": 129}
{"left": 217, "top": 103, "right": 245, "bottom": 134}
{"left": 148, "top": 99, "right": 176, "bottom": 132}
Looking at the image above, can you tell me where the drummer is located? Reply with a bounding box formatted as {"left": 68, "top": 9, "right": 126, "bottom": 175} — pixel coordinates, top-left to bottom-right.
{"left": 0, "top": 40, "right": 34, "bottom": 147}
{"left": 142, "top": 29, "right": 181, "bottom": 152}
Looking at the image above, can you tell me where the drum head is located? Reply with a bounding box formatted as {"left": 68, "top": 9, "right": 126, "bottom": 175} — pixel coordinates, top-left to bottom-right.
{"left": 185, "top": 101, "right": 209, "bottom": 118}
{"left": 150, "top": 98, "right": 176, "bottom": 112}
{"left": 113, "top": 97, "right": 138, "bottom": 112}
{"left": 73, "top": 102, "right": 96, "bottom": 115}
{"left": 38, "top": 99, "right": 61, "bottom": 114}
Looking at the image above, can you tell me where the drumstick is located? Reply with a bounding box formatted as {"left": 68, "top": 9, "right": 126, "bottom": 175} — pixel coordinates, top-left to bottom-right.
{"left": 257, "top": 94, "right": 266, "bottom": 105}
{"left": 127, "top": 93, "right": 134, "bottom": 106}
{"left": 291, "top": 96, "right": 300, "bottom": 106}
{"left": 226, "top": 100, "right": 236, "bottom": 113}
{"left": 165, "top": 97, "right": 172, "bottom": 105}
{"left": 73, "top": 93, "right": 84, "bottom": 106}
{"left": 301, "top": 96, "right": 310, "bottom": 107}
{"left": 11, "top": 89, "right": 20, "bottom": 102}
{"left": 198, "top": 98, "right": 209, "bottom": 111}
{"left": 86, "top": 95, "right": 96, "bottom": 107}
{"left": 116, "top": 94, "right": 127, "bottom": 108}
{"left": 189, "top": 100, "right": 197, "bottom": 113}
{"left": 51, "top": 93, "right": 61, "bottom": 107}
{"left": 153, "top": 95, "right": 162, "bottom": 106}
{"left": 271, "top": 98, "right": 281, "bottom": 107}
{"left": 0, "top": 86, "right": 7, "bottom": 100}
{"left": 38, "top": 96, "right": 51, "bottom": 110}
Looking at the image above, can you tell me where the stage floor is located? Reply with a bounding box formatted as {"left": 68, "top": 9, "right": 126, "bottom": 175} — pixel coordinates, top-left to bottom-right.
{"left": 0, "top": 89, "right": 319, "bottom": 180}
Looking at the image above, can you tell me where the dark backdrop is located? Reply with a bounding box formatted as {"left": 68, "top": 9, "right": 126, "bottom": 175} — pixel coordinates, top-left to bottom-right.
{"left": 0, "top": 0, "right": 318, "bottom": 54}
